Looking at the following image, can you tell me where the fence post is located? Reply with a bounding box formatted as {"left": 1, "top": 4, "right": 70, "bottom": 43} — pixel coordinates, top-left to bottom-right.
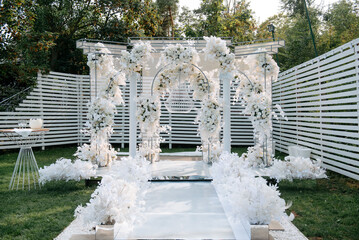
{"left": 169, "top": 111, "right": 172, "bottom": 149}
{"left": 38, "top": 72, "right": 45, "bottom": 150}
{"left": 129, "top": 75, "right": 137, "bottom": 158}
{"left": 78, "top": 75, "right": 83, "bottom": 146}
{"left": 317, "top": 58, "right": 323, "bottom": 160}
{"left": 295, "top": 68, "right": 299, "bottom": 146}
{"left": 353, "top": 40, "right": 359, "bottom": 140}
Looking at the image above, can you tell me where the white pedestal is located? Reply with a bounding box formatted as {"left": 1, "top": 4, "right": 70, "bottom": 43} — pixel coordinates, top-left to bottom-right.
{"left": 288, "top": 145, "right": 311, "bottom": 158}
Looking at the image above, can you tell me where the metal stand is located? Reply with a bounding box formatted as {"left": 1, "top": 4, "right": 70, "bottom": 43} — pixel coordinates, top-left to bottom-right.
{"left": 9, "top": 147, "right": 41, "bottom": 190}
{"left": 2, "top": 130, "right": 47, "bottom": 190}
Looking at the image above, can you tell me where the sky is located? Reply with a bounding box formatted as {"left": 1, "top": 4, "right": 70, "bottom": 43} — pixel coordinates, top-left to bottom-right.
{"left": 179, "top": 0, "right": 341, "bottom": 23}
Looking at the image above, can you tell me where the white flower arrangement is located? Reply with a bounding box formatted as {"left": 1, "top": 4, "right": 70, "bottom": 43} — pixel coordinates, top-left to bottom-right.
{"left": 38, "top": 158, "right": 97, "bottom": 185}
{"left": 119, "top": 41, "right": 154, "bottom": 74}
{"left": 136, "top": 95, "right": 165, "bottom": 161}
{"left": 203, "top": 36, "right": 235, "bottom": 73}
{"left": 106, "top": 71, "right": 127, "bottom": 105}
{"left": 266, "top": 156, "right": 327, "bottom": 182}
{"left": 75, "top": 176, "right": 142, "bottom": 228}
{"left": 76, "top": 43, "right": 127, "bottom": 167}
{"left": 87, "top": 43, "right": 115, "bottom": 93}
{"left": 108, "top": 156, "right": 151, "bottom": 192}
{"left": 203, "top": 36, "right": 230, "bottom": 59}
{"left": 75, "top": 96, "right": 118, "bottom": 166}
{"left": 232, "top": 52, "right": 286, "bottom": 167}
{"left": 189, "top": 70, "right": 219, "bottom": 101}
{"left": 75, "top": 141, "right": 117, "bottom": 167}
{"left": 196, "top": 98, "right": 222, "bottom": 140}
{"left": 190, "top": 72, "right": 210, "bottom": 100}
{"left": 211, "top": 152, "right": 326, "bottom": 226}
{"left": 78, "top": 42, "right": 153, "bottom": 167}
{"left": 241, "top": 51, "right": 279, "bottom": 90}
{"left": 211, "top": 152, "right": 292, "bottom": 225}
{"left": 158, "top": 43, "right": 199, "bottom": 67}
{"left": 233, "top": 71, "right": 263, "bottom": 102}
{"left": 241, "top": 144, "right": 266, "bottom": 168}
{"left": 153, "top": 68, "right": 175, "bottom": 97}
{"left": 86, "top": 97, "right": 116, "bottom": 133}
{"left": 244, "top": 93, "right": 272, "bottom": 143}
{"left": 74, "top": 154, "right": 151, "bottom": 229}
{"left": 137, "top": 95, "right": 161, "bottom": 135}
{"left": 196, "top": 98, "right": 223, "bottom": 162}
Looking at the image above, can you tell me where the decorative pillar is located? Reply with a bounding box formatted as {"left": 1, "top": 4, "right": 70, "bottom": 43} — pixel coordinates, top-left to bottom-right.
{"left": 129, "top": 76, "right": 137, "bottom": 158}
{"left": 223, "top": 74, "right": 231, "bottom": 153}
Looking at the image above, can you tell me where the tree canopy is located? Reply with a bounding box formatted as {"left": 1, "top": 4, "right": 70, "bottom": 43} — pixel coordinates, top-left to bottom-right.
{"left": 1, "top": 0, "right": 359, "bottom": 108}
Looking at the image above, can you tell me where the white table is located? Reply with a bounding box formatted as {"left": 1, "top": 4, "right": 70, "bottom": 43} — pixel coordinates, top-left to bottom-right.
{"left": 1, "top": 128, "right": 49, "bottom": 190}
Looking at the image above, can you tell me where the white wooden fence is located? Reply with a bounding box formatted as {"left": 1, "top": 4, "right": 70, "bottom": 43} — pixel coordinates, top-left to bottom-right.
{"left": 273, "top": 38, "right": 359, "bottom": 180}
{"left": 0, "top": 72, "right": 91, "bottom": 149}
{"left": 2, "top": 39, "right": 358, "bottom": 179}
{"left": 0, "top": 72, "right": 254, "bottom": 150}
{"left": 108, "top": 75, "right": 254, "bottom": 148}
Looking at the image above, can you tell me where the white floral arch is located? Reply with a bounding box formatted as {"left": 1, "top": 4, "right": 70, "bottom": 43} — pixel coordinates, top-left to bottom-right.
{"left": 76, "top": 37, "right": 285, "bottom": 167}
{"left": 139, "top": 62, "right": 216, "bottom": 163}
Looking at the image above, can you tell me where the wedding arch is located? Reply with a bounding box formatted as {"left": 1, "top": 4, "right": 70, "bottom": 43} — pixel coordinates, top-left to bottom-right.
{"left": 75, "top": 37, "right": 285, "bottom": 167}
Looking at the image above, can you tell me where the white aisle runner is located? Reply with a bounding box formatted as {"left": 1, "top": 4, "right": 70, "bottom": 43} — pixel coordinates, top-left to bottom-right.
{"left": 115, "top": 161, "right": 250, "bottom": 239}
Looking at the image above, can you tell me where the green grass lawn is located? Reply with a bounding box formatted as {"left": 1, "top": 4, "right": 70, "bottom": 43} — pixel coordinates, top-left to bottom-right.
{"left": 0, "top": 145, "right": 358, "bottom": 239}
{"left": 0, "top": 146, "right": 97, "bottom": 240}
{"left": 279, "top": 172, "right": 359, "bottom": 240}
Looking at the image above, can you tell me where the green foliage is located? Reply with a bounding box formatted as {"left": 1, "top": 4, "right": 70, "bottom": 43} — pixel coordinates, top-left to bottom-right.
{"left": 258, "top": 0, "right": 359, "bottom": 71}
{"left": 0, "top": 0, "right": 160, "bottom": 107}
{"left": 281, "top": 0, "right": 315, "bottom": 17}
{"left": 178, "top": 0, "right": 256, "bottom": 41}
{"left": 2, "top": 0, "right": 359, "bottom": 107}
{"left": 220, "top": 0, "right": 256, "bottom": 42}
{"left": 178, "top": 7, "right": 203, "bottom": 38}
{"left": 320, "top": 0, "right": 359, "bottom": 51}
{"left": 197, "top": 0, "right": 226, "bottom": 36}
{"left": 155, "top": 0, "right": 179, "bottom": 37}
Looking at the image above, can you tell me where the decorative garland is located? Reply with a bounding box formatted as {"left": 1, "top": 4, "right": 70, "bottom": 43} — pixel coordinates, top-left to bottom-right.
{"left": 139, "top": 40, "right": 230, "bottom": 163}
{"left": 74, "top": 155, "right": 150, "bottom": 229}
{"left": 76, "top": 38, "right": 284, "bottom": 166}
{"left": 76, "top": 42, "right": 153, "bottom": 167}
{"left": 211, "top": 152, "right": 326, "bottom": 224}
{"left": 195, "top": 98, "right": 223, "bottom": 162}
{"left": 39, "top": 158, "right": 97, "bottom": 184}
{"left": 233, "top": 50, "right": 284, "bottom": 167}
{"left": 137, "top": 95, "right": 163, "bottom": 161}
{"left": 75, "top": 43, "right": 124, "bottom": 166}
{"left": 200, "top": 36, "right": 236, "bottom": 162}
{"left": 211, "top": 152, "right": 292, "bottom": 225}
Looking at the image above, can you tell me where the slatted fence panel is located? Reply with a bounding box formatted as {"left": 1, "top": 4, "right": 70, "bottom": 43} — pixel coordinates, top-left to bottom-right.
{"left": 273, "top": 38, "right": 359, "bottom": 180}
{"left": 1, "top": 71, "right": 253, "bottom": 150}
{"left": 111, "top": 76, "right": 254, "bottom": 147}
{"left": 0, "top": 72, "right": 90, "bottom": 150}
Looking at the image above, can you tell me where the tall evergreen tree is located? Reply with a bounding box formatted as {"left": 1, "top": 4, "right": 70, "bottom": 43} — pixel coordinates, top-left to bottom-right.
{"left": 155, "top": 0, "right": 179, "bottom": 37}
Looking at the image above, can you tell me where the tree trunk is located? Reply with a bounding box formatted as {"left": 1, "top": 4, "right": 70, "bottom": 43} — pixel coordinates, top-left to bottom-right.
{"left": 50, "top": 47, "right": 58, "bottom": 71}
{"left": 168, "top": 6, "right": 174, "bottom": 38}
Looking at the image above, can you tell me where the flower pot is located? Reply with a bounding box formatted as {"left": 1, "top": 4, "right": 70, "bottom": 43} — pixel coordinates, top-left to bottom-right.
{"left": 251, "top": 224, "right": 269, "bottom": 240}
{"left": 95, "top": 224, "right": 114, "bottom": 240}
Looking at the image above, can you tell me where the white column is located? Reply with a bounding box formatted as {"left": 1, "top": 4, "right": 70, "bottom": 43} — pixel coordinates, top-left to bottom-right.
{"left": 129, "top": 76, "right": 137, "bottom": 158}
{"left": 223, "top": 75, "right": 231, "bottom": 153}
